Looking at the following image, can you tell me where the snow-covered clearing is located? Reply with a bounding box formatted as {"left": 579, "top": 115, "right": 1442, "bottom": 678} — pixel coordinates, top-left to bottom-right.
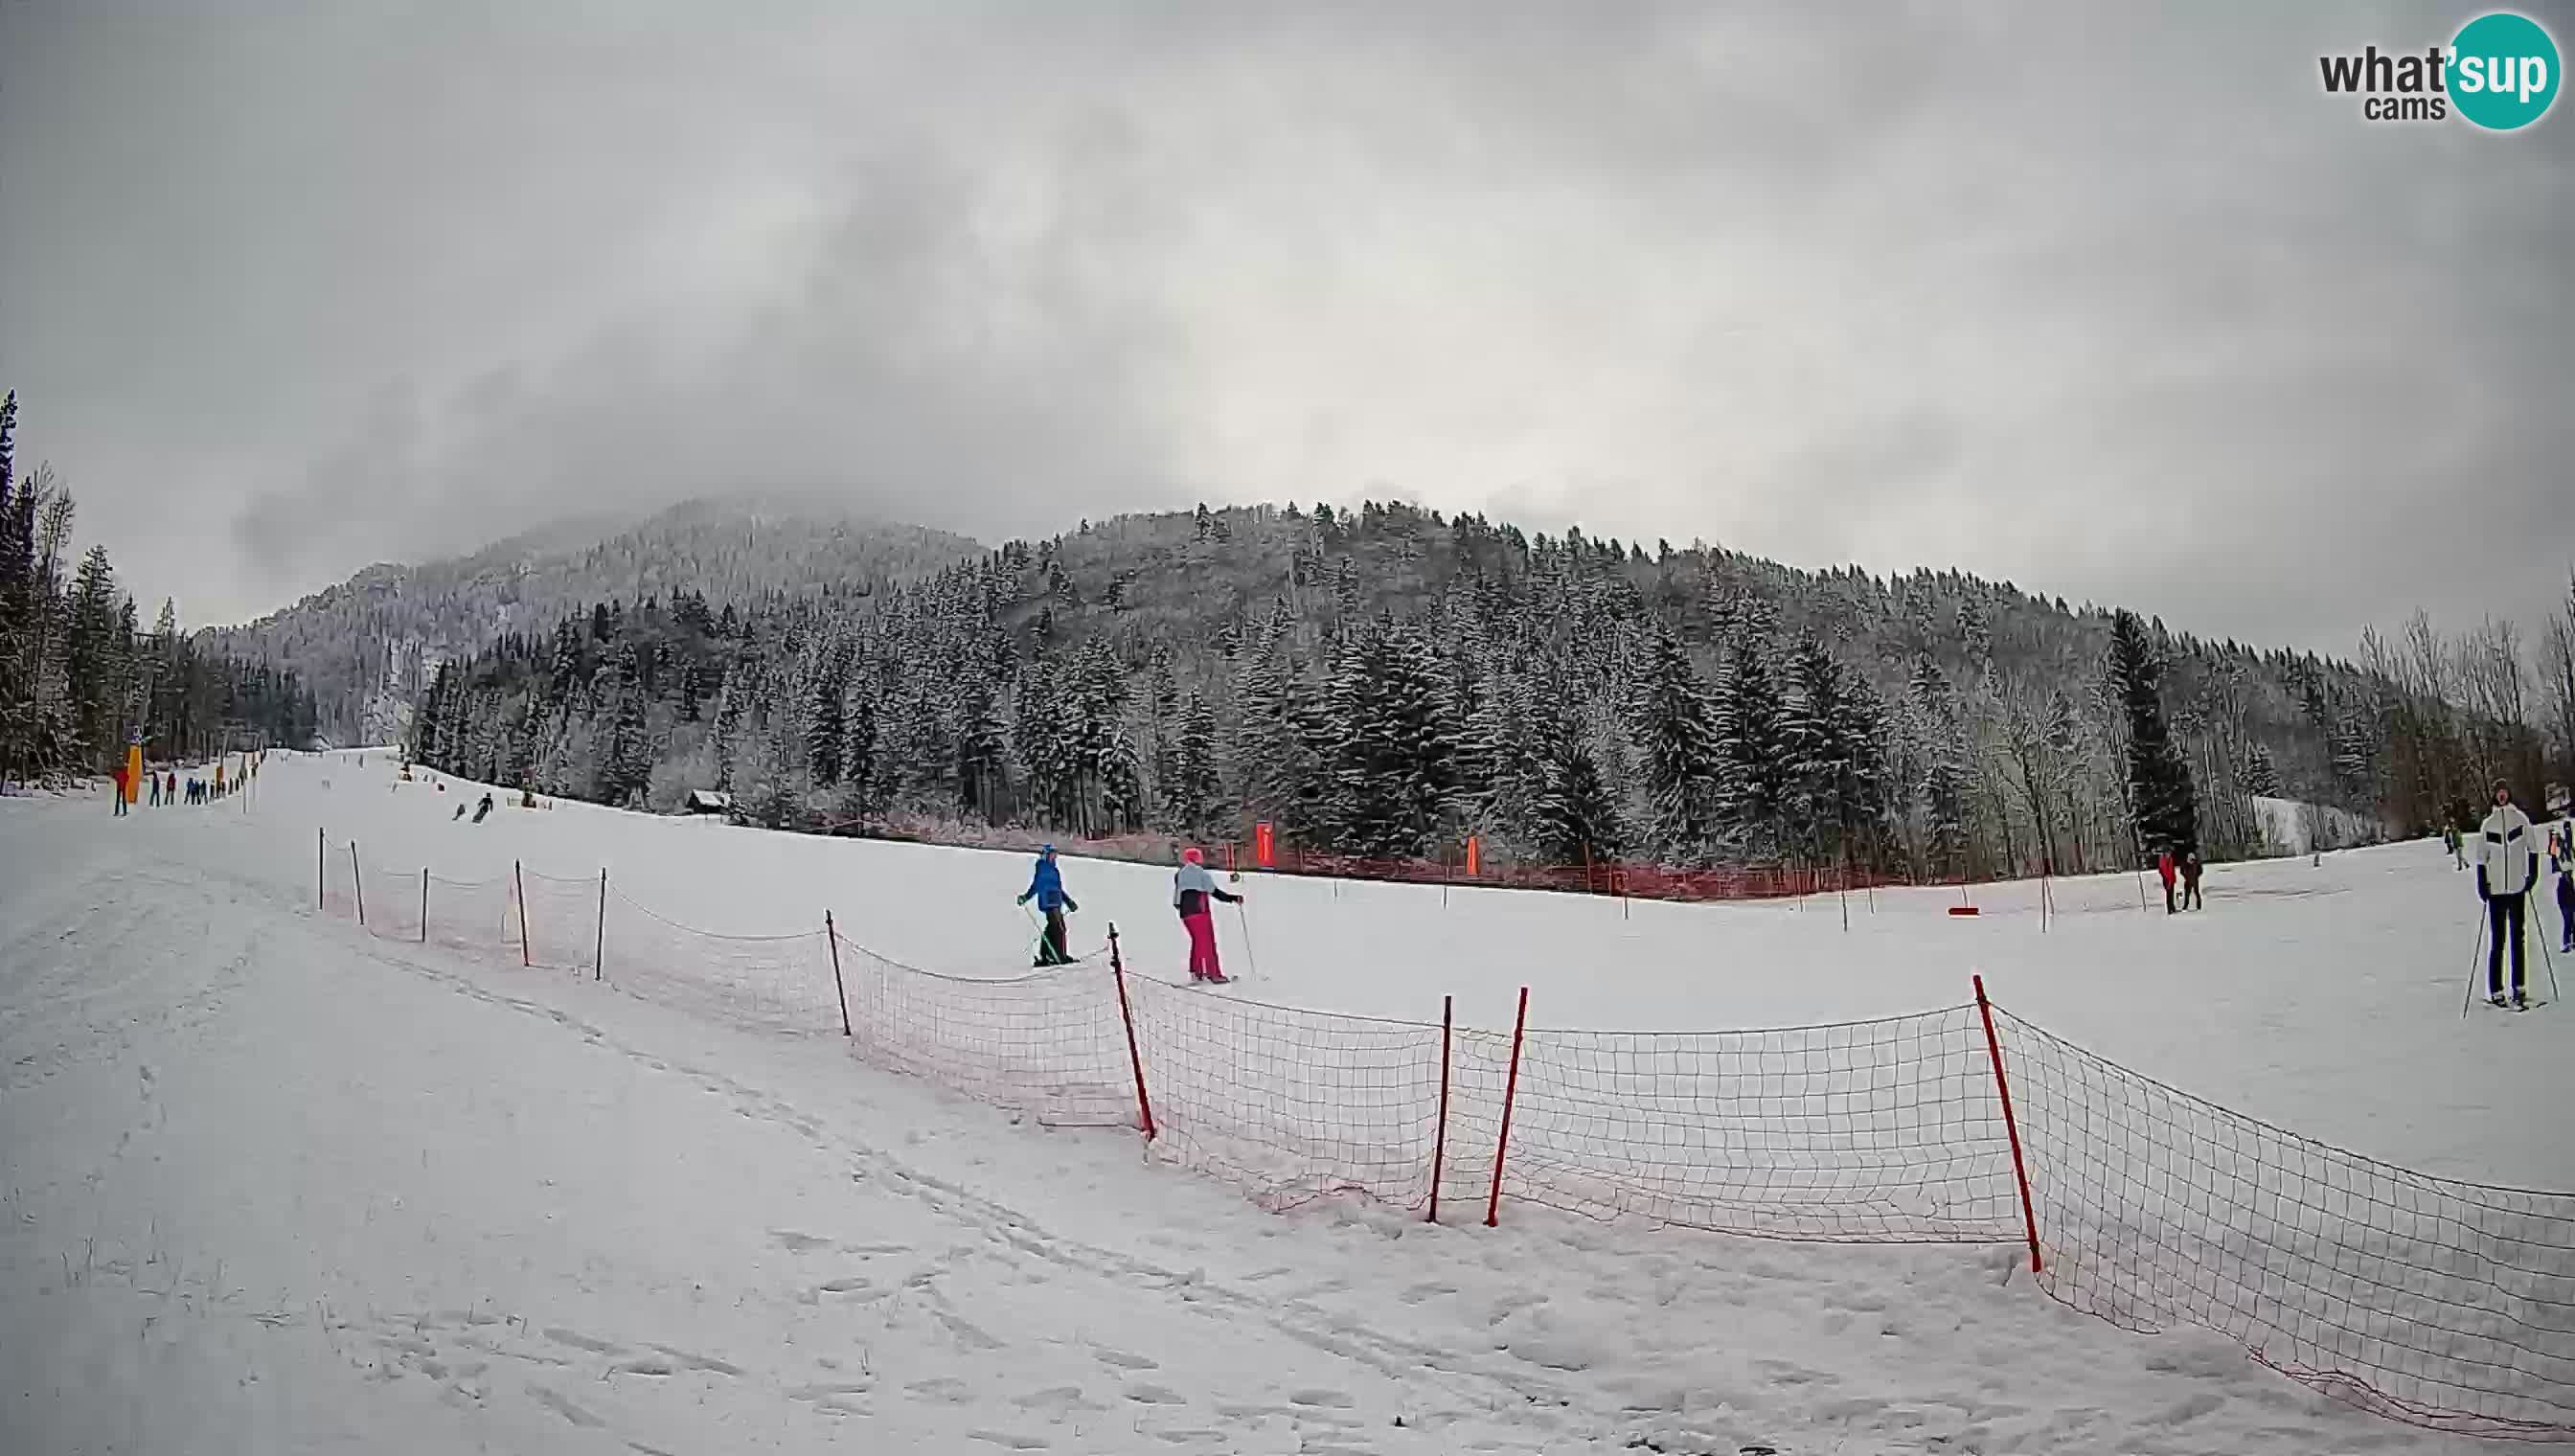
{"left": 4, "top": 750, "right": 2565, "bottom": 1453}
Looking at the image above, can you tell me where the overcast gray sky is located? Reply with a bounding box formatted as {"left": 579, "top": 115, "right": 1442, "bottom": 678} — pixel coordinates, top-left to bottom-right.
{"left": 2, "top": 1, "right": 2568, "bottom": 650}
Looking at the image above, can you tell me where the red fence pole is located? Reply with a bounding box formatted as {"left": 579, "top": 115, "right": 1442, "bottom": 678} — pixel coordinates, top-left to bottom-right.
{"left": 824, "top": 911, "right": 853, "bottom": 1036}
{"left": 1108, "top": 924, "right": 1156, "bottom": 1140}
{"left": 1973, "top": 973, "right": 2043, "bottom": 1274}
{"left": 594, "top": 868, "right": 607, "bottom": 981}
{"left": 1485, "top": 985, "right": 1529, "bottom": 1228}
{"left": 1428, "top": 993, "right": 1453, "bottom": 1223}
{"left": 420, "top": 867, "right": 429, "bottom": 944}
{"left": 513, "top": 860, "right": 531, "bottom": 967}
{"left": 351, "top": 842, "right": 366, "bottom": 927}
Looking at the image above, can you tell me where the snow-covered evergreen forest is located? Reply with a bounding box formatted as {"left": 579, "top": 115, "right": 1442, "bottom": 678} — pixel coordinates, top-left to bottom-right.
{"left": 203, "top": 497, "right": 984, "bottom": 746}
{"left": 0, "top": 393, "right": 319, "bottom": 790}
{"left": 395, "top": 498, "right": 2575, "bottom": 878}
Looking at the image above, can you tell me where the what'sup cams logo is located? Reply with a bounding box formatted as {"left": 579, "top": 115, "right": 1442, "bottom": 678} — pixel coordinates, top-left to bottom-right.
{"left": 2318, "top": 11, "right": 2560, "bottom": 128}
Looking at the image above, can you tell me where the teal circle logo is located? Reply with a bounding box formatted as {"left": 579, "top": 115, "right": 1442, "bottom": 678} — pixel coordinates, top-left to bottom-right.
{"left": 2450, "top": 11, "right": 2560, "bottom": 130}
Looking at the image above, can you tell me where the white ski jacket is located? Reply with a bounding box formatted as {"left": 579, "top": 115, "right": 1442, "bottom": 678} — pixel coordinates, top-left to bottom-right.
{"left": 2477, "top": 804, "right": 2539, "bottom": 898}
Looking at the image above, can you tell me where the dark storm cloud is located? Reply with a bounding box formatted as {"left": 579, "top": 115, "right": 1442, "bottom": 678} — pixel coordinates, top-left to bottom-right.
{"left": 1, "top": 0, "right": 2567, "bottom": 651}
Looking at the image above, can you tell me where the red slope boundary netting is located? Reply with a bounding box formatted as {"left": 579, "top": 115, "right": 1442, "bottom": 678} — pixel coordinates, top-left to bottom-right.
{"left": 1125, "top": 975, "right": 1448, "bottom": 1212}
{"left": 295, "top": 828, "right": 2575, "bottom": 1443}
{"left": 831, "top": 934, "right": 1134, "bottom": 1128}
{"left": 600, "top": 890, "right": 839, "bottom": 1035}
{"left": 1450, "top": 1006, "right": 2024, "bottom": 1243}
{"left": 1991, "top": 1007, "right": 2575, "bottom": 1442}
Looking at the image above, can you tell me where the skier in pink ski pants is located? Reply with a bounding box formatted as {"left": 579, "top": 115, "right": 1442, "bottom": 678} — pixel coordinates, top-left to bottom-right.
{"left": 1173, "top": 847, "right": 1243, "bottom": 983}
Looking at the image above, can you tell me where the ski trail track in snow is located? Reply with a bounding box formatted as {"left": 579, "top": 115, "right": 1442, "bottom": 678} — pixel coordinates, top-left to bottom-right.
{"left": 1, "top": 780, "right": 2490, "bottom": 1453}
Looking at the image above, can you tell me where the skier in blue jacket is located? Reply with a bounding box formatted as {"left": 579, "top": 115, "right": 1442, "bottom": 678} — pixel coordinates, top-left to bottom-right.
{"left": 1017, "top": 845, "right": 1080, "bottom": 966}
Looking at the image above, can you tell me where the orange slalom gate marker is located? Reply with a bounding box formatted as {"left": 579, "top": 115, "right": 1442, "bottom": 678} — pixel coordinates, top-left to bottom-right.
{"left": 1465, "top": 834, "right": 1480, "bottom": 877}
{"left": 1254, "top": 821, "right": 1275, "bottom": 870}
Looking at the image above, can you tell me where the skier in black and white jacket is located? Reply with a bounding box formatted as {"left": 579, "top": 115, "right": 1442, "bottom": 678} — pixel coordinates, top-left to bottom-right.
{"left": 2476, "top": 780, "right": 2541, "bottom": 1008}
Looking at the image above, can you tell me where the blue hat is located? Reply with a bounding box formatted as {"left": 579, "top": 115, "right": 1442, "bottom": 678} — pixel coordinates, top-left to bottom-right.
{"left": 1040, "top": 843, "right": 1056, "bottom": 855}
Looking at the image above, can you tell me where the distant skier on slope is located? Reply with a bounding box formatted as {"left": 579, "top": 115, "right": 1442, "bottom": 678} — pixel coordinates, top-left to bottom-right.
{"left": 2476, "top": 780, "right": 2540, "bottom": 1009}
{"left": 1016, "top": 845, "right": 1079, "bottom": 967}
{"left": 472, "top": 792, "right": 494, "bottom": 824}
{"left": 2179, "top": 849, "right": 2204, "bottom": 911}
{"left": 1174, "top": 847, "right": 1243, "bottom": 984}
{"left": 2556, "top": 858, "right": 2575, "bottom": 955}
{"left": 2156, "top": 849, "right": 2177, "bottom": 915}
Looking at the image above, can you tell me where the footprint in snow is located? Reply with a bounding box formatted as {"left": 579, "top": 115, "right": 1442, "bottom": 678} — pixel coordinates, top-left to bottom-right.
{"left": 1288, "top": 1388, "right": 1356, "bottom": 1409}
{"left": 1124, "top": 1382, "right": 1188, "bottom": 1404}
{"left": 526, "top": 1385, "right": 605, "bottom": 1427}
{"left": 1093, "top": 1347, "right": 1158, "bottom": 1371}
{"left": 645, "top": 1343, "right": 743, "bottom": 1377}
{"left": 787, "top": 1380, "right": 876, "bottom": 1400}
{"left": 542, "top": 1328, "right": 624, "bottom": 1355}
{"left": 770, "top": 1229, "right": 834, "bottom": 1253}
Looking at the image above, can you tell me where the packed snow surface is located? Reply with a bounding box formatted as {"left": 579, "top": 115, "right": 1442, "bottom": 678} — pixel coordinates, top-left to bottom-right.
{"left": 5, "top": 749, "right": 2564, "bottom": 1453}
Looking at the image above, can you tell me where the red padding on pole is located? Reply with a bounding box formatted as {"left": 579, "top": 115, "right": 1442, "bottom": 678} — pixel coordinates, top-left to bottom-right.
{"left": 1428, "top": 993, "right": 1453, "bottom": 1223}
{"left": 1109, "top": 924, "right": 1156, "bottom": 1140}
{"left": 1974, "top": 973, "right": 2043, "bottom": 1273}
{"left": 825, "top": 911, "right": 853, "bottom": 1037}
{"left": 1485, "top": 985, "right": 1529, "bottom": 1228}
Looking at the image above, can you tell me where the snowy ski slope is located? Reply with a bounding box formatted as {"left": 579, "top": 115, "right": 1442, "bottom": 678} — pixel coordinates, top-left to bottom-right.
{"left": 4, "top": 748, "right": 2566, "bottom": 1453}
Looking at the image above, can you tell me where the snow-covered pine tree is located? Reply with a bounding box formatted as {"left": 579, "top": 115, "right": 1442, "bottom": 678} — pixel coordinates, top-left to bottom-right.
{"left": 1167, "top": 690, "right": 1222, "bottom": 835}
{"left": 2107, "top": 608, "right": 2199, "bottom": 854}
{"left": 1146, "top": 643, "right": 1178, "bottom": 824}
{"left": 412, "top": 663, "right": 451, "bottom": 766}
{"left": 1324, "top": 613, "right": 1457, "bottom": 857}
{"left": 1780, "top": 632, "right": 1859, "bottom": 865}
{"left": 1629, "top": 626, "right": 1723, "bottom": 865}
{"left": 590, "top": 645, "right": 654, "bottom": 808}
{"left": 955, "top": 677, "right": 1007, "bottom": 822}
{"left": 2243, "top": 742, "right": 2282, "bottom": 799}
{"left": 1527, "top": 701, "right": 1622, "bottom": 867}
{"left": 64, "top": 544, "right": 121, "bottom": 757}
{"left": 1714, "top": 613, "right": 1789, "bottom": 860}
{"left": 837, "top": 672, "right": 878, "bottom": 823}
{"left": 1069, "top": 637, "right": 1146, "bottom": 835}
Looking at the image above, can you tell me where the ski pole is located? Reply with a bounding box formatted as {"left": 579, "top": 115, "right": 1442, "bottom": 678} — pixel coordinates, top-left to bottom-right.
{"left": 1235, "top": 899, "right": 1258, "bottom": 980}
{"left": 2461, "top": 911, "right": 2488, "bottom": 1020}
{"left": 2537, "top": 919, "right": 2562, "bottom": 1002}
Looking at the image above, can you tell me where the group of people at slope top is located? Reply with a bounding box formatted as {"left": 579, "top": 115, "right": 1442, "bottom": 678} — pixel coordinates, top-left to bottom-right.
{"left": 2154, "top": 845, "right": 2204, "bottom": 914}
{"left": 1014, "top": 844, "right": 1245, "bottom": 982}
{"left": 2477, "top": 780, "right": 2574, "bottom": 1009}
